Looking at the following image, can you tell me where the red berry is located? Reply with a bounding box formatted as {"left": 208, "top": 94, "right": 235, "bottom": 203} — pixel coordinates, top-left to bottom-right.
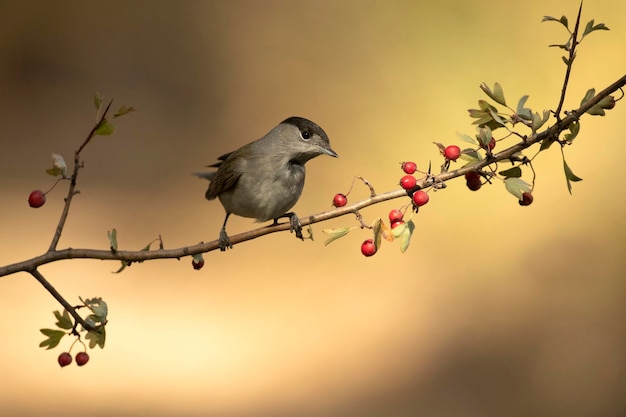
{"left": 401, "top": 161, "right": 417, "bottom": 174}
{"left": 361, "top": 239, "right": 376, "bottom": 257}
{"left": 412, "top": 190, "right": 429, "bottom": 207}
{"left": 488, "top": 137, "right": 496, "bottom": 151}
{"left": 466, "top": 179, "right": 482, "bottom": 191}
{"left": 28, "top": 190, "right": 46, "bottom": 208}
{"left": 400, "top": 175, "right": 417, "bottom": 190}
{"left": 465, "top": 171, "right": 482, "bottom": 191}
{"left": 391, "top": 220, "right": 405, "bottom": 229}
{"left": 192, "top": 258, "right": 204, "bottom": 270}
{"left": 75, "top": 351, "right": 90, "bottom": 366}
{"left": 388, "top": 209, "right": 403, "bottom": 223}
{"left": 58, "top": 352, "right": 72, "bottom": 367}
{"left": 444, "top": 145, "right": 461, "bottom": 161}
{"left": 332, "top": 193, "right": 347, "bottom": 207}
{"left": 519, "top": 192, "right": 534, "bottom": 206}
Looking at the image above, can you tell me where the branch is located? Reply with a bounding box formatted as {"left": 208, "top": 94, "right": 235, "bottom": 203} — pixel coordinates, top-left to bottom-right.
{"left": 48, "top": 100, "right": 114, "bottom": 251}
{"left": 554, "top": 2, "right": 584, "bottom": 119}
{"left": 30, "top": 269, "right": 97, "bottom": 331}
{"left": 2, "top": 73, "right": 624, "bottom": 278}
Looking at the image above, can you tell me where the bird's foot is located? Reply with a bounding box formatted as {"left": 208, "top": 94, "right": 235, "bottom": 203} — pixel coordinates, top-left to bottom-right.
{"left": 285, "top": 212, "right": 303, "bottom": 241}
{"left": 218, "top": 228, "right": 233, "bottom": 251}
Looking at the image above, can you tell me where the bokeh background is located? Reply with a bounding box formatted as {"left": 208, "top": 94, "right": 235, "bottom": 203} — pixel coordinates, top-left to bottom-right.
{"left": 1, "top": 1, "right": 625, "bottom": 416}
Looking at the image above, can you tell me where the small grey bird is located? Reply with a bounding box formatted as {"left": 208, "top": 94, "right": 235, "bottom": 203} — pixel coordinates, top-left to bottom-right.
{"left": 196, "top": 116, "right": 337, "bottom": 251}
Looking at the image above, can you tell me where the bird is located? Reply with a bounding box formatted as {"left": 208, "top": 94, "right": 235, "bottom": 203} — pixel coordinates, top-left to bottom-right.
{"left": 196, "top": 116, "right": 337, "bottom": 251}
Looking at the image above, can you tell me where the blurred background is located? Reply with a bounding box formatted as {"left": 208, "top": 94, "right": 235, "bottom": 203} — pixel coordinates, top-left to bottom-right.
{"left": 1, "top": 1, "right": 625, "bottom": 416}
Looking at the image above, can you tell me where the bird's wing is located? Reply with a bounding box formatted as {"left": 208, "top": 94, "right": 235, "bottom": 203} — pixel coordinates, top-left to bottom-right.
{"left": 205, "top": 154, "right": 242, "bottom": 200}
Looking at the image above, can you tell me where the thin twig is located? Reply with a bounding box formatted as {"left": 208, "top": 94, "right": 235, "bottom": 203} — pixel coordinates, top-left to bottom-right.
{"left": 48, "top": 100, "right": 114, "bottom": 251}
{"left": 554, "top": 2, "right": 583, "bottom": 120}
{"left": 29, "top": 269, "right": 97, "bottom": 331}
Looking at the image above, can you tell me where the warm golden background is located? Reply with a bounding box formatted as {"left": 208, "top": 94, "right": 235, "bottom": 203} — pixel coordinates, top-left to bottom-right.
{"left": 1, "top": 1, "right": 625, "bottom": 416}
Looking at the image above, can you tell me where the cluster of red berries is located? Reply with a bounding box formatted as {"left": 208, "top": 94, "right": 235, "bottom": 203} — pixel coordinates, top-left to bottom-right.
{"left": 28, "top": 190, "right": 46, "bottom": 208}
{"left": 58, "top": 351, "right": 89, "bottom": 367}
{"left": 398, "top": 161, "right": 429, "bottom": 208}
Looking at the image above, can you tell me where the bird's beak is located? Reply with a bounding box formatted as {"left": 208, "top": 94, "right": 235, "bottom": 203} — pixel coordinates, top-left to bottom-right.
{"left": 320, "top": 146, "right": 338, "bottom": 158}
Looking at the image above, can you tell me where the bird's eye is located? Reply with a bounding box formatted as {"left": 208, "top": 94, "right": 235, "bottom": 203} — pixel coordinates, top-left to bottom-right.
{"left": 301, "top": 130, "right": 311, "bottom": 140}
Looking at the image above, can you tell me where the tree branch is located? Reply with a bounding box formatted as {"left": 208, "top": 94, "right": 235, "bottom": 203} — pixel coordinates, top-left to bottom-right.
{"left": 1, "top": 73, "right": 623, "bottom": 278}
{"left": 48, "top": 100, "right": 114, "bottom": 251}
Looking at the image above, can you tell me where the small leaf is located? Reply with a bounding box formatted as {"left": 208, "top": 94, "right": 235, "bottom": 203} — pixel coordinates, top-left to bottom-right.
{"left": 108, "top": 229, "right": 118, "bottom": 251}
{"left": 580, "top": 88, "right": 595, "bottom": 107}
{"left": 323, "top": 227, "right": 352, "bottom": 246}
{"left": 392, "top": 220, "right": 415, "bottom": 253}
{"left": 113, "top": 261, "right": 129, "bottom": 274}
{"left": 540, "top": 137, "right": 556, "bottom": 152}
{"left": 94, "top": 92, "right": 103, "bottom": 110}
{"left": 504, "top": 177, "right": 532, "bottom": 200}
{"left": 480, "top": 82, "right": 507, "bottom": 106}
{"left": 114, "top": 106, "right": 136, "bottom": 118}
{"left": 86, "top": 328, "right": 106, "bottom": 349}
{"left": 477, "top": 126, "right": 493, "bottom": 148}
{"left": 532, "top": 110, "right": 550, "bottom": 131}
{"left": 564, "top": 121, "right": 580, "bottom": 144}
{"left": 456, "top": 132, "right": 478, "bottom": 145}
{"left": 95, "top": 120, "right": 115, "bottom": 136}
{"left": 499, "top": 166, "right": 522, "bottom": 178}
{"left": 459, "top": 148, "right": 482, "bottom": 163}
{"left": 54, "top": 310, "right": 73, "bottom": 330}
{"left": 373, "top": 218, "right": 384, "bottom": 249}
{"left": 516, "top": 95, "right": 532, "bottom": 120}
{"left": 46, "top": 153, "right": 67, "bottom": 177}
{"left": 561, "top": 56, "right": 570, "bottom": 66}
{"left": 583, "top": 20, "right": 609, "bottom": 37}
{"left": 39, "top": 328, "right": 66, "bottom": 350}
{"left": 563, "top": 159, "right": 582, "bottom": 194}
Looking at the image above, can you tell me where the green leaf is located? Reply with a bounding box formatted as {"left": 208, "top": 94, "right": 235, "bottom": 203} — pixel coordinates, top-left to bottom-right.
{"left": 392, "top": 219, "right": 415, "bottom": 253}
{"left": 373, "top": 218, "right": 383, "bottom": 250}
{"left": 516, "top": 95, "right": 532, "bottom": 120}
{"left": 46, "top": 153, "right": 67, "bottom": 177}
{"left": 586, "top": 96, "right": 615, "bottom": 116}
{"left": 81, "top": 297, "right": 108, "bottom": 322}
{"left": 86, "top": 328, "right": 106, "bottom": 349}
{"left": 476, "top": 126, "right": 493, "bottom": 148}
{"left": 322, "top": 227, "right": 352, "bottom": 246}
{"left": 581, "top": 88, "right": 595, "bottom": 106}
{"left": 95, "top": 120, "right": 115, "bottom": 136}
{"left": 54, "top": 310, "right": 73, "bottom": 330}
{"left": 39, "top": 328, "right": 66, "bottom": 350}
{"left": 532, "top": 110, "right": 550, "bottom": 132}
{"left": 108, "top": 229, "right": 118, "bottom": 251}
{"left": 113, "top": 261, "right": 129, "bottom": 274}
{"left": 499, "top": 166, "right": 522, "bottom": 178}
{"left": 456, "top": 132, "right": 478, "bottom": 145}
{"left": 480, "top": 82, "right": 507, "bottom": 106}
{"left": 459, "top": 148, "right": 482, "bottom": 163}
{"left": 504, "top": 177, "right": 532, "bottom": 200}
{"left": 94, "top": 92, "right": 103, "bottom": 110}
{"left": 542, "top": 15, "right": 568, "bottom": 28}
{"left": 563, "top": 159, "right": 582, "bottom": 194}
{"left": 564, "top": 121, "right": 580, "bottom": 144}
{"left": 583, "top": 20, "right": 609, "bottom": 38}
{"left": 540, "top": 137, "right": 556, "bottom": 151}
{"left": 114, "top": 106, "right": 136, "bottom": 118}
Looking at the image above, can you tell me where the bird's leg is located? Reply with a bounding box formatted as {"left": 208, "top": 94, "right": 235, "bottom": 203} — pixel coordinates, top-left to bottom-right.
{"left": 274, "top": 212, "right": 303, "bottom": 241}
{"left": 218, "top": 213, "right": 233, "bottom": 251}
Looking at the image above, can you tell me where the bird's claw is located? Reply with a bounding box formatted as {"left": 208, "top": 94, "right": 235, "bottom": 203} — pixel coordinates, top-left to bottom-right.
{"left": 287, "top": 213, "right": 304, "bottom": 240}
{"left": 218, "top": 228, "right": 233, "bottom": 251}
